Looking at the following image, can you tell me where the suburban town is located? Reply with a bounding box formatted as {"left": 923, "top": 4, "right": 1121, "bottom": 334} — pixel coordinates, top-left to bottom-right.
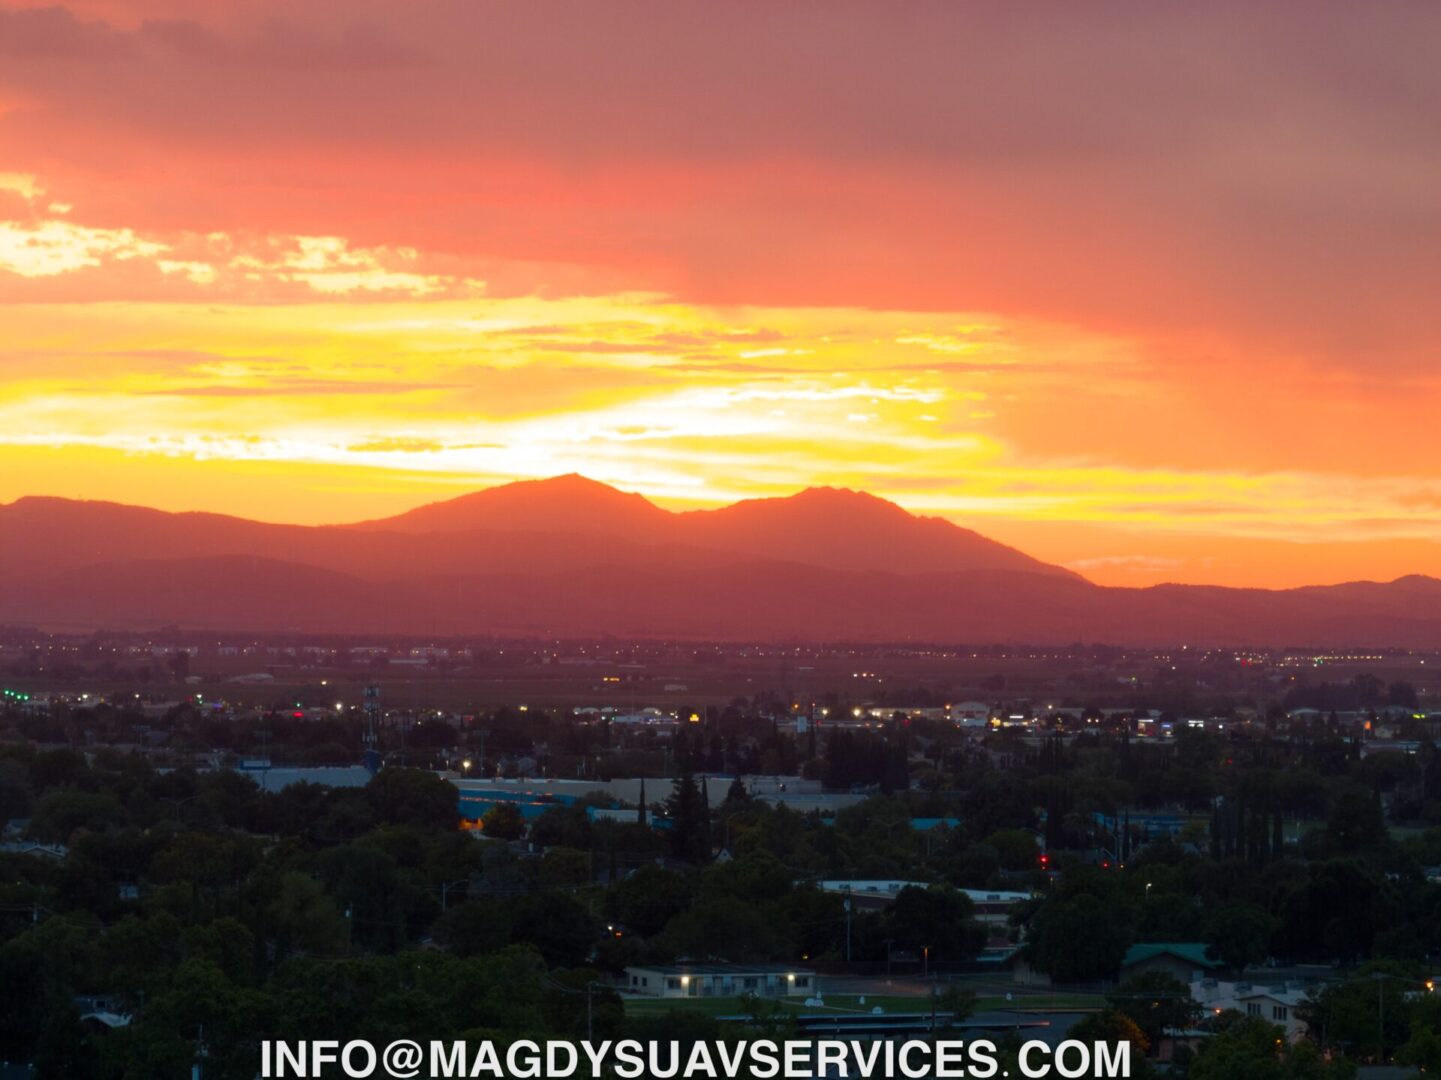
{"left": 3, "top": 626, "right": 1439, "bottom": 1077}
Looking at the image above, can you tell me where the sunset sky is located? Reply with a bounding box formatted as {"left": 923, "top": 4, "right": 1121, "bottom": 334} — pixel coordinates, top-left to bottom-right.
{"left": 2, "top": 1, "right": 1439, "bottom": 588}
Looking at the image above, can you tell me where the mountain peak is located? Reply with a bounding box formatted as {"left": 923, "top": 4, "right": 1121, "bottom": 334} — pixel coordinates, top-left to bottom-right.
{"left": 350, "top": 473, "right": 667, "bottom": 534}
{"left": 786, "top": 485, "right": 912, "bottom": 514}
{"left": 527, "top": 472, "right": 614, "bottom": 492}
{"left": 675, "top": 484, "right": 1075, "bottom": 578}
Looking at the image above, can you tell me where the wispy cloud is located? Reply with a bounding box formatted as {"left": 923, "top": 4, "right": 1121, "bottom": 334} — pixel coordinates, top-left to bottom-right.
{"left": 130, "top": 379, "right": 458, "bottom": 397}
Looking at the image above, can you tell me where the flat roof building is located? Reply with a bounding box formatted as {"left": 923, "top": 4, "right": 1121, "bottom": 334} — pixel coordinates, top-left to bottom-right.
{"left": 621, "top": 963, "right": 815, "bottom": 999}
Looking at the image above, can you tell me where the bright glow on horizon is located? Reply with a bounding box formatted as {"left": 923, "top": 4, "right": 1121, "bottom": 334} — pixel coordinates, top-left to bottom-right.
{"left": 2, "top": 272, "right": 1439, "bottom": 588}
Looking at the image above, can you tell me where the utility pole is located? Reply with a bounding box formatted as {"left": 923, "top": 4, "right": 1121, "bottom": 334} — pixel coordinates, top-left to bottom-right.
{"left": 192, "top": 1023, "right": 206, "bottom": 1080}
{"left": 1379, "top": 974, "right": 1385, "bottom": 1062}
{"left": 843, "top": 892, "right": 852, "bottom": 964}
{"left": 544, "top": 975, "right": 600, "bottom": 1041}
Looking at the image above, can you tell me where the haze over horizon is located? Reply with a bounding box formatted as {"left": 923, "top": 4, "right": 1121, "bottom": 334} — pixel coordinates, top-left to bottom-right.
{"left": 2, "top": 2, "right": 1439, "bottom": 590}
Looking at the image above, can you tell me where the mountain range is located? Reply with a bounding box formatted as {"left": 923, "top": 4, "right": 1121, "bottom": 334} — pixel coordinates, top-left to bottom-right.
{"left": 2, "top": 474, "right": 1438, "bottom": 646}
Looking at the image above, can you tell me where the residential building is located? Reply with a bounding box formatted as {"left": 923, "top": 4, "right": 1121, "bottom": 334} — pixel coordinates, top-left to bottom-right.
{"left": 621, "top": 963, "right": 815, "bottom": 999}
{"left": 1190, "top": 978, "right": 1310, "bottom": 1042}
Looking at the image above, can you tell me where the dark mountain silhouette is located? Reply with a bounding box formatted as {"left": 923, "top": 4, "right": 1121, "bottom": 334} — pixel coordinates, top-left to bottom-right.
{"left": 676, "top": 486, "right": 1073, "bottom": 577}
{"left": 349, "top": 473, "right": 671, "bottom": 537}
{"left": 2, "top": 477, "right": 1439, "bottom": 646}
{"left": 354, "top": 475, "right": 1073, "bottom": 578}
{"left": 0, "top": 491, "right": 703, "bottom": 584}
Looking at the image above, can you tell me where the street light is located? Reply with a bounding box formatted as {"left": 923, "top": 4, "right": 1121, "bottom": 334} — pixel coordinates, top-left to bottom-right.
{"left": 440, "top": 879, "right": 468, "bottom": 910}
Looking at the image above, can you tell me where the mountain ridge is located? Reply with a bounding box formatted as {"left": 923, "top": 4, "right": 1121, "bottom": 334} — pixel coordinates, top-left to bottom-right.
{"left": 349, "top": 474, "right": 1076, "bottom": 579}
{"left": 2, "top": 476, "right": 1438, "bottom": 645}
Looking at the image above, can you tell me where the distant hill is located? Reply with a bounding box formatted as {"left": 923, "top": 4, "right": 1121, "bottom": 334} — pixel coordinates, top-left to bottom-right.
{"left": 349, "top": 473, "right": 672, "bottom": 537}
{"left": 2, "top": 476, "right": 1439, "bottom": 646}
{"left": 351, "top": 474, "right": 1072, "bottom": 578}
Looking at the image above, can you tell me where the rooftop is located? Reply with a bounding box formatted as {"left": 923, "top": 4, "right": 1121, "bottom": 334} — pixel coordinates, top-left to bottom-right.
{"left": 625, "top": 962, "right": 814, "bottom": 975}
{"left": 1123, "top": 943, "right": 1218, "bottom": 970}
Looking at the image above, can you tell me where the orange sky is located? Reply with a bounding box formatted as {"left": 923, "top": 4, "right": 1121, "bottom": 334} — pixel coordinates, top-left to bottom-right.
{"left": 2, "top": 1, "right": 1439, "bottom": 588}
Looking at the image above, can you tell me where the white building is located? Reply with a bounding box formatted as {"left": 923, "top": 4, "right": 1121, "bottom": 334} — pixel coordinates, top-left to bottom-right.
{"left": 1190, "top": 979, "right": 1310, "bottom": 1042}
{"left": 622, "top": 963, "right": 815, "bottom": 999}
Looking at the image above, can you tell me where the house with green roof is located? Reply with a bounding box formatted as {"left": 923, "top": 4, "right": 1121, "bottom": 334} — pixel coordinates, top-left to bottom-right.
{"left": 1120, "top": 943, "right": 1220, "bottom": 983}
{"left": 1007, "top": 940, "right": 1222, "bottom": 988}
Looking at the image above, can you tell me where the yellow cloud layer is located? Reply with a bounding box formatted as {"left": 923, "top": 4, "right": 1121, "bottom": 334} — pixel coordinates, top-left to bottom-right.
{"left": 2, "top": 209, "right": 1439, "bottom": 589}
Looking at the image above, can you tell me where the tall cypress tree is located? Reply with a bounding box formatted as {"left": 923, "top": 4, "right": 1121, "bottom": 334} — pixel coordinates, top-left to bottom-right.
{"left": 665, "top": 773, "right": 709, "bottom": 863}
{"left": 699, "top": 776, "right": 713, "bottom": 858}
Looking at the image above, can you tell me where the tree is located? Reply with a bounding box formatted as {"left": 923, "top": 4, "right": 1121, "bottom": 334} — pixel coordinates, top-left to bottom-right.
{"left": 698, "top": 849, "right": 793, "bottom": 904}
{"left": 482, "top": 803, "right": 525, "bottom": 840}
{"left": 1069, "top": 1008, "right": 1150, "bottom": 1059}
{"left": 1298, "top": 965, "right": 1415, "bottom": 1061}
{"left": 938, "top": 986, "right": 978, "bottom": 1022}
{"left": 1187, "top": 1014, "right": 1354, "bottom": 1080}
{"left": 1108, "top": 971, "right": 1201, "bottom": 1051}
{"left": 263, "top": 870, "right": 349, "bottom": 961}
{"left": 542, "top": 967, "right": 624, "bottom": 1039}
{"left": 28, "top": 789, "right": 128, "bottom": 842}
{"left": 0, "top": 758, "right": 33, "bottom": 820}
{"left": 723, "top": 777, "right": 751, "bottom": 810}
{"left": 102, "top": 912, "right": 185, "bottom": 1002}
{"left": 1387, "top": 682, "right": 1419, "bottom": 709}
{"left": 1025, "top": 891, "right": 1133, "bottom": 983}
{"left": 606, "top": 865, "right": 692, "bottom": 937}
{"left": 124, "top": 958, "right": 274, "bottom": 1080}
{"left": 984, "top": 828, "right": 1041, "bottom": 872}
{"left": 664, "top": 773, "right": 711, "bottom": 863}
{"left": 1396, "top": 1024, "right": 1441, "bottom": 1074}
{"left": 1204, "top": 901, "right": 1276, "bottom": 971}
{"left": 884, "top": 886, "right": 985, "bottom": 963}
{"left": 658, "top": 897, "right": 785, "bottom": 963}
{"left": 1272, "top": 859, "right": 1379, "bottom": 963}
{"left": 507, "top": 893, "right": 598, "bottom": 967}
{"left": 1324, "top": 792, "right": 1387, "bottom": 856}
{"left": 433, "top": 900, "right": 513, "bottom": 957}
{"left": 317, "top": 841, "right": 436, "bottom": 953}
{"left": 539, "top": 846, "right": 591, "bottom": 888}
{"left": 366, "top": 768, "right": 459, "bottom": 831}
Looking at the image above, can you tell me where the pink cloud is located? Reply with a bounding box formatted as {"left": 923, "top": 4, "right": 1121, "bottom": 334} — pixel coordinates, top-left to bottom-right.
{"left": 0, "top": 1, "right": 1437, "bottom": 369}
